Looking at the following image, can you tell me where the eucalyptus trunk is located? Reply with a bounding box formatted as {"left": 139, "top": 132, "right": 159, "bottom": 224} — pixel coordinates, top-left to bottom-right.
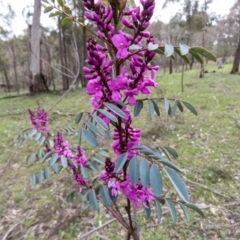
{"left": 230, "top": 36, "right": 240, "bottom": 74}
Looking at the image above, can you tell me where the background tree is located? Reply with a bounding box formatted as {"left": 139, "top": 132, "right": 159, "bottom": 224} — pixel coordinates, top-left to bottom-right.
{"left": 230, "top": 0, "right": 240, "bottom": 74}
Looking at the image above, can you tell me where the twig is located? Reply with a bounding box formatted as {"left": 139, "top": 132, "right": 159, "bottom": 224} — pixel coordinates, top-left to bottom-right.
{"left": 0, "top": 140, "right": 23, "bottom": 179}
{"left": 184, "top": 178, "right": 231, "bottom": 199}
{"left": 47, "top": 29, "right": 80, "bottom": 112}
{"left": 2, "top": 212, "right": 34, "bottom": 240}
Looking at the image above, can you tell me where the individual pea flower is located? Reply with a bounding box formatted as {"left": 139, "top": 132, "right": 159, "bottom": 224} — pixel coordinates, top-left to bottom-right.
{"left": 112, "top": 32, "right": 132, "bottom": 59}
{"left": 28, "top": 102, "right": 49, "bottom": 132}
{"left": 120, "top": 176, "right": 154, "bottom": 209}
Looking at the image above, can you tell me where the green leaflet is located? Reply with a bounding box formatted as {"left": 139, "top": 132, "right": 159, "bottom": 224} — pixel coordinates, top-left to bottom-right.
{"left": 114, "top": 152, "right": 128, "bottom": 173}
{"left": 82, "top": 129, "right": 98, "bottom": 148}
{"left": 129, "top": 156, "right": 140, "bottom": 185}
{"left": 166, "top": 198, "right": 177, "bottom": 224}
{"left": 150, "top": 164, "right": 162, "bottom": 197}
{"left": 164, "top": 167, "right": 189, "bottom": 202}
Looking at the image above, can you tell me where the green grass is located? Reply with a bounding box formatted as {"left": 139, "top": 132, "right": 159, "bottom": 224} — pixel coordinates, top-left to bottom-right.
{"left": 0, "top": 63, "right": 240, "bottom": 239}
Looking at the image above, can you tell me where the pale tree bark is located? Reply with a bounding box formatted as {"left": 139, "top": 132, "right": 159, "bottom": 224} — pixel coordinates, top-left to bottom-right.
{"left": 30, "top": 0, "right": 48, "bottom": 93}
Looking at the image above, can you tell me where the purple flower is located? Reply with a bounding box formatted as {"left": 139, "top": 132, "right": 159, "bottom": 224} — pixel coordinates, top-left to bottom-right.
{"left": 74, "top": 147, "right": 88, "bottom": 167}
{"left": 100, "top": 158, "right": 115, "bottom": 181}
{"left": 112, "top": 33, "right": 131, "bottom": 59}
{"left": 108, "top": 179, "right": 120, "bottom": 197}
{"left": 28, "top": 103, "right": 49, "bottom": 132}
{"left": 54, "top": 132, "right": 73, "bottom": 159}
{"left": 120, "top": 176, "right": 154, "bottom": 209}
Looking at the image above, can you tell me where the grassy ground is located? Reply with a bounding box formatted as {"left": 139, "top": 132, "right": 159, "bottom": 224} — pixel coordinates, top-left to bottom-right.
{"left": 0, "top": 63, "right": 240, "bottom": 239}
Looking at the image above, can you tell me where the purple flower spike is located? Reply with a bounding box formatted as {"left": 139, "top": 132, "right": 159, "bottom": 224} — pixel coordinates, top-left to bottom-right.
{"left": 28, "top": 102, "right": 49, "bottom": 132}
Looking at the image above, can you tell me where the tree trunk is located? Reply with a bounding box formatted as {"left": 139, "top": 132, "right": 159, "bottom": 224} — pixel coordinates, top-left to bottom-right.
{"left": 181, "top": 62, "right": 184, "bottom": 92}
{"left": 199, "top": 64, "right": 204, "bottom": 78}
{"left": 30, "top": 0, "right": 48, "bottom": 94}
{"left": 10, "top": 40, "right": 19, "bottom": 94}
{"left": 230, "top": 36, "right": 240, "bottom": 74}
{"left": 62, "top": 26, "right": 69, "bottom": 90}
{"left": 169, "top": 59, "right": 173, "bottom": 74}
{"left": 3, "top": 69, "right": 11, "bottom": 92}
{"left": 190, "top": 55, "right": 194, "bottom": 69}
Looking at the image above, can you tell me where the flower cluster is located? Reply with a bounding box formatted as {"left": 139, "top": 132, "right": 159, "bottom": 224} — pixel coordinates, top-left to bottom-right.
{"left": 54, "top": 132, "right": 88, "bottom": 190}
{"left": 82, "top": 0, "right": 158, "bottom": 208}
{"left": 112, "top": 108, "right": 141, "bottom": 159}
{"left": 28, "top": 102, "right": 49, "bottom": 132}
{"left": 28, "top": 0, "right": 159, "bottom": 210}
{"left": 107, "top": 176, "right": 154, "bottom": 209}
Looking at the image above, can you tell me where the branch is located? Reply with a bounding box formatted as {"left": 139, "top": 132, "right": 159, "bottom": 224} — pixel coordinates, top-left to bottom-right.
{"left": 0, "top": 140, "right": 23, "bottom": 179}
{"left": 47, "top": 28, "right": 80, "bottom": 112}
{"left": 184, "top": 178, "right": 231, "bottom": 199}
